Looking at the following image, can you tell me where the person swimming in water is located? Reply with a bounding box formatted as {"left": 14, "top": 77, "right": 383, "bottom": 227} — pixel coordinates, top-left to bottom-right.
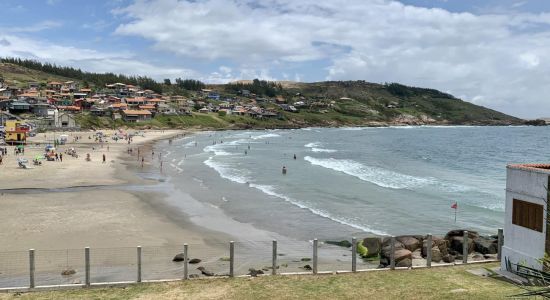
{"left": 282, "top": 166, "right": 287, "bottom": 175}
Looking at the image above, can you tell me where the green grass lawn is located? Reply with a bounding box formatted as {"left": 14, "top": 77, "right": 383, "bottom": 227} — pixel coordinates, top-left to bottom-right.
{"left": 0, "top": 263, "right": 524, "bottom": 300}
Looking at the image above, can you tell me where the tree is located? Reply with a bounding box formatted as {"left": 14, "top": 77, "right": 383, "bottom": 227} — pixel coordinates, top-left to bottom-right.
{"left": 164, "top": 78, "right": 172, "bottom": 85}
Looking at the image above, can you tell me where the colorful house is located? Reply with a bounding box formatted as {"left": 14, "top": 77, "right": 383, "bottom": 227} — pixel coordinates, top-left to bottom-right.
{"left": 5, "top": 120, "right": 29, "bottom": 145}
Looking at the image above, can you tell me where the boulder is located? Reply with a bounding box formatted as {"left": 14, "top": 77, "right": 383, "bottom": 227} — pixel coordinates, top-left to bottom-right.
{"left": 173, "top": 253, "right": 185, "bottom": 262}
{"left": 394, "top": 249, "right": 412, "bottom": 263}
{"left": 382, "top": 238, "right": 404, "bottom": 249}
{"left": 421, "top": 237, "right": 448, "bottom": 257}
{"left": 189, "top": 258, "right": 202, "bottom": 264}
{"left": 302, "top": 264, "right": 312, "bottom": 271}
{"left": 363, "top": 237, "right": 382, "bottom": 257}
{"left": 449, "top": 236, "right": 474, "bottom": 254}
{"left": 197, "top": 267, "right": 214, "bottom": 276}
{"left": 431, "top": 247, "right": 442, "bottom": 263}
{"left": 411, "top": 249, "right": 423, "bottom": 259}
{"left": 474, "top": 237, "right": 497, "bottom": 254}
{"left": 442, "top": 254, "right": 455, "bottom": 263}
{"left": 189, "top": 274, "right": 200, "bottom": 279}
{"left": 396, "top": 258, "right": 412, "bottom": 268}
{"left": 397, "top": 236, "right": 421, "bottom": 252}
{"left": 445, "top": 229, "right": 479, "bottom": 240}
{"left": 381, "top": 240, "right": 404, "bottom": 259}
{"left": 248, "top": 268, "right": 264, "bottom": 277}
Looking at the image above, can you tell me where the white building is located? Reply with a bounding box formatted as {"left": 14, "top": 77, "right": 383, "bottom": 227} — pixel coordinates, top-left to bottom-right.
{"left": 501, "top": 163, "right": 549, "bottom": 272}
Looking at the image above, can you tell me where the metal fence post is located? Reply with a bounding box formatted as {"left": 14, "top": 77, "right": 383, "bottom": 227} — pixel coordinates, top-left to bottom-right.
{"left": 497, "top": 228, "right": 503, "bottom": 261}
{"left": 29, "top": 249, "right": 35, "bottom": 288}
{"left": 426, "top": 234, "right": 432, "bottom": 268}
{"left": 312, "top": 239, "right": 318, "bottom": 274}
{"left": 85, "top": 247, "right": 90, "bottom": 286}
{"left": 137, "top": 246, "right": 142, "bottom": 283}
{"left": 390, "top": 236, "right": 396, "bottom": 270}
{"left": 351, "top": 237, "right": 357, "bottom": 272}
{"left": 463, "top": 231, "right": 468, "bottom": 264}
{"left": 229, "top": 241, "right": 234, "bottom": 277}
{"left": 272, "top": 240, "right": 277, "bottom": 276}
{"left": 183, "top": 244, "right": 189, "bottom": 280}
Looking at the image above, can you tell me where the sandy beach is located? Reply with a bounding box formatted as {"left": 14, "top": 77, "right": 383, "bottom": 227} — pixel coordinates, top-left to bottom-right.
{"left": 0, "top": 129, "right": 229, "bottom": 252}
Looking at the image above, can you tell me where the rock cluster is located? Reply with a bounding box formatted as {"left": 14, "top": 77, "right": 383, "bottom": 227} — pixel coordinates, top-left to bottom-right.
{"left": 357, "top": 230, "right": 499, "bottom": 268}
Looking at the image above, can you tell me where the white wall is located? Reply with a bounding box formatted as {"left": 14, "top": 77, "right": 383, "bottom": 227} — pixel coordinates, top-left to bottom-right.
{"left": 501, "top": 167, "right": 548, "bottom": 271}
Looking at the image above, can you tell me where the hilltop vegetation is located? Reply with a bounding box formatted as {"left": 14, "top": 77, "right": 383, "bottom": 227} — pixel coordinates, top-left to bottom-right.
{"left": 0, "top": 58, "right": 523, "bottom": 129}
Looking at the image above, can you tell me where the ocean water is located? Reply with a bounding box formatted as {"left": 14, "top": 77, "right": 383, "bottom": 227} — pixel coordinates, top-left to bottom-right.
{"left": 156, "top": 126, "right": 550, "bottom": 239}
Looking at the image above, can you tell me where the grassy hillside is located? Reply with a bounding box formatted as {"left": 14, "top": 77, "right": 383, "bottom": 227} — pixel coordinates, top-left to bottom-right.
{"left": 281, "top": 81, "right": 521, "bottom": 125}
{"left": 0, "top": 63, "right": 78, "bottom": 88}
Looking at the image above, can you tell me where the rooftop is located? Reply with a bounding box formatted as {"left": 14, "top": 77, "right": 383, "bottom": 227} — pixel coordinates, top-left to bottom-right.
{"left": 508, "top": 163, "right": 550, "bottom": 174}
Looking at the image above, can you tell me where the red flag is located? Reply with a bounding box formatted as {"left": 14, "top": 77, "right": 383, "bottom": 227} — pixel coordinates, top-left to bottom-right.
{"left": 451, "top": 202, "right": 458, "bottom": 209}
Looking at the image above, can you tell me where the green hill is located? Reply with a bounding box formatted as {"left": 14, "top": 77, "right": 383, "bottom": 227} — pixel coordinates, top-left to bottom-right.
{"left": 278, "top": 81, "right": 521, "bottom": 125}
{"left": 0, "top": 60, "right": 523, "bottom": 129}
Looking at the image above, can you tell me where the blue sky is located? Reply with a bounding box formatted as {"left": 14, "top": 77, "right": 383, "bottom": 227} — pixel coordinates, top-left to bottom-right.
{"left": 1, "top": 0, "right": 550, "bottom": 118}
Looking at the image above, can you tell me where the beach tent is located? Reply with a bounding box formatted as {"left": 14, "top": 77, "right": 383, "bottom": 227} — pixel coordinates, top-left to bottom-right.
{"left": 45, "top": 145, "right": 55, "bottom": 151}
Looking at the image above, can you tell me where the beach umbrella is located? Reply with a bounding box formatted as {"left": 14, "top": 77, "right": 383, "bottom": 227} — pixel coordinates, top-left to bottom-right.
{"left": 17, "top": 145, "right": 24, "bottom": 149}
{"left": 34, "top": 155, "right": 44, "bottom": 160}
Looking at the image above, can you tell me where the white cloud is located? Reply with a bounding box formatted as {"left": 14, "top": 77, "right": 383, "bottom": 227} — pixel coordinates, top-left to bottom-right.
{"left": 0, "top": 34, "right": 196, "bottom": 80}
{"left": 111, "top": 0, "right": 550, "bottom": 118}
{"left": 3, "top": 20, "right": 62, "bottom": 33}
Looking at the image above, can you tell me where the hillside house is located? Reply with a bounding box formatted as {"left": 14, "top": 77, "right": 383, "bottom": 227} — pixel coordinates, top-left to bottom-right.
{"left": 126, "top": 97, "right": 147, "bottom": 108}
{"left": 502, "top": 164, "right": 550, "bottom": 273}
{"left": 56, "top": 113, "right": 77, "bottom": 128}
{"left": 121, "top": 110, "right": 152, "bottom": 122}
{"left": 48, "top": 81, "right": 63, "bottom": 91}
{"left": 8, "top": 101, "right": 31, "bottom": 113}
{"left": 0, "top": 88, "right": 11, "bottom": 98}
{"left": 63, "top": 81, "right": 78, "bottom": 92}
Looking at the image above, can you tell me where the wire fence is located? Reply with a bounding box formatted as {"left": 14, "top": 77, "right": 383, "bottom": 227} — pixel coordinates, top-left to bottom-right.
{"left": 0, "top": 230, "right": 503, "bottom": 290}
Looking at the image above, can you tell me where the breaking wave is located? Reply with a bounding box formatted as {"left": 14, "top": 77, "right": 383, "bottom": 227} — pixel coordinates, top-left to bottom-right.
{"left": 304, "top": 156, "right": 436, "bottom": 189}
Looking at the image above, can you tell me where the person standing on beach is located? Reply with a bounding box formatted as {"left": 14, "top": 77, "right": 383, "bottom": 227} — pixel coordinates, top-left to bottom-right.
{"left": 60, "top": 153, "right": 63, "bottom": 162}
{"left": 141, "top": 157, "right": 144, "bottom": 168}
{"left": 102, "top": 154, "right": 106, "bottom": 164}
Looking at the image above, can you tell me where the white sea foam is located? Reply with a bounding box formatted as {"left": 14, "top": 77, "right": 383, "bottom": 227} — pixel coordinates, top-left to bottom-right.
{"left": 311, "top": 148, "right": 337, "bottom": 153}
{"left": 249, "top": 183, "right": 388, "bottom": 235}
{"left": 170, "top": 163, "right": 183, "bottom": 173}
{"left": 203, "top": 144, "right": 233, "bottom": 156}
{"left": 251, "top": 133, "right": 281, "bottom": 140}
{"left": 304, "top": 156, "right": 436, "bottom": 189}
{"left": 340, "top": 127, "right": 366, "bottom": 131}
{"left": 304, "top": 142, "right": 321, "bottom": 148}
{"left": 204, "top": 157, "right": 249, "bottom": 184}
{"left": 183, "top": 141, "right": 196, "bottom": 148}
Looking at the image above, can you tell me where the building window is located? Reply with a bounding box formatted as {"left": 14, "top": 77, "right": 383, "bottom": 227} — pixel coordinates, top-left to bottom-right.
{"left": 512, "top": 199, "right": 544, "bottom": 232}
